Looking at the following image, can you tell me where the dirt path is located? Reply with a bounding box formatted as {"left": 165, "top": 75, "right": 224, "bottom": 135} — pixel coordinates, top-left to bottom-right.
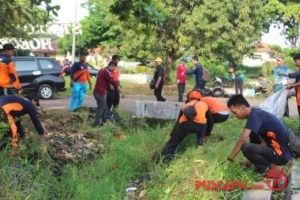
{"left": 41, "top": 95, "right": 299, "bottom": 117}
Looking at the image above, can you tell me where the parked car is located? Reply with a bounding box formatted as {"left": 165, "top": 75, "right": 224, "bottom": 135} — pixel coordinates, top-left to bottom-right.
{"left": 87, "top": 63, "right": 99, "bottom": 77}
{"left": 10, "top": 56, "right": 66, "bottom": 99}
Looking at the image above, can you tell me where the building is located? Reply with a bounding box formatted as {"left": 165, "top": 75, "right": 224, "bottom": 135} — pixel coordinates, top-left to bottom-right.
{"left": 242, "top": 43, "right": 274, "bottom": 67}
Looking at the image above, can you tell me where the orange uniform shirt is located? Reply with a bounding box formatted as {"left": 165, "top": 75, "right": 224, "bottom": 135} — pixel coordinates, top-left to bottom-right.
{"left": 0, "top": 55, "right": 22, "bottom": 89}
{"left": 201, "top": 97, "right": 228, "bottom": 114}
{"left": 70, "top": 62, "right": 91, "bottom": 83}
{"left": 179, "top": 100, "right": 208, "bottom": 124}
{"left": 112, "top": 68, "right": 120, "bottom": 81}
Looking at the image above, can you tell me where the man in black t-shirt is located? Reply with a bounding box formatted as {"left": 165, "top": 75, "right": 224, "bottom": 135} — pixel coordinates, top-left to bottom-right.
{"left": 279, "top": 53, "right": 300, "bottom": 117}
{"left": 153, "top": 57, "right": 166, "bottom": 101}
{"left": 226, "top": 95, "right": 292, "bottom": 173}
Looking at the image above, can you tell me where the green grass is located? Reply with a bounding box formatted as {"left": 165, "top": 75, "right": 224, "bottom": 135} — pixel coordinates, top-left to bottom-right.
{"left": 146, "top": 117, "right": 260, "bottom": 200}
{"left": 0, "top": 110, "right": 298, "bottom": 199}
{"left": 58, "top": 75, "right": 196, "bottom": 97}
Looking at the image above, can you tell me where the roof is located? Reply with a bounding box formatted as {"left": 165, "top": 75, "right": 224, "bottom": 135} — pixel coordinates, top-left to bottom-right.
{"left": 256, "top": 43, "right": 271, "bottom": 53}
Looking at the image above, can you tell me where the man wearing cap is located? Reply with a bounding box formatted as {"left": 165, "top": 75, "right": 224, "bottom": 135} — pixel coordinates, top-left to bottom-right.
{"left": 186, "top": 56, "right": 205, "bottom": 90}
{"left": 176, "top": 58, "right": 188, "bottom": 102}
{"left": 69, "top": 54, "right": 92, "bottom": 112}
{"left": 153, "top": 57, "right": 166, "bottom": 101}
{"left": 279, "top": 53, "right": 300, "bottom": 117}
{"left": 0, "top": 43, "right": 22, "bottom": 96}
{"left": 0, "top": 95, "right": 47, "bottom": 149}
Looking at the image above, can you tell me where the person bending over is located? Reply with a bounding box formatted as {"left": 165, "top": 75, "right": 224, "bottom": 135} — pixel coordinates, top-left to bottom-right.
{"left": 226, "top": 95, "right": 292, "bottom": 174}
{"left": 0, "top": 95, "right": 47, "bottom": 149}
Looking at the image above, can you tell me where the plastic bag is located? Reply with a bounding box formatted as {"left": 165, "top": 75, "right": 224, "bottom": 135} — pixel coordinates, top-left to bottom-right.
{"left": 258, "top": 89, "right": 287, "bottom": 119}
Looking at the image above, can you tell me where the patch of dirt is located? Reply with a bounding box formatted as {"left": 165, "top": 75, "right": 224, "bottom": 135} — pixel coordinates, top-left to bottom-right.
{"left": 22, "top": 109, "right": 104, "bottom": 174}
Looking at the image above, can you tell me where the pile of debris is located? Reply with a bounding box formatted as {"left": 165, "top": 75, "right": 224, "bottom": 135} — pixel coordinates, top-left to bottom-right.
{"left": 24, "top": 110, "right": 105, "bottom": 164}
{"left": 124, "top": 175, "right": 150, "bottom": 200}
{"left": 47, "top": 132, "right": 104, "bottom": 163}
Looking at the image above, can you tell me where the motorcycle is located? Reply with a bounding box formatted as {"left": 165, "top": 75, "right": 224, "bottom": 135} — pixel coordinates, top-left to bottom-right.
{"left": 198, "top": 86, "right": 225, "bottom": 97}
{"left": 214, "top": 76, "right": 235, "bottom": 88}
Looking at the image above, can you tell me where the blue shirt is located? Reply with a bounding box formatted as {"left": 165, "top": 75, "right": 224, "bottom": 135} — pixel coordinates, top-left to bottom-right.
{"left": 186, "top": 63, "right": 204, "bottom": 85}
{"left": 245, "top": 108, "right": 292, "bottom": 161}
{"left": 274, "top": 65, "right": 290, "bottom": 84}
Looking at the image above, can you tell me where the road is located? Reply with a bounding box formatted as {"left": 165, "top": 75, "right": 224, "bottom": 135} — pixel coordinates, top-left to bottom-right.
{"left": 41, "top": 95, "right": 300, "bottom": 117}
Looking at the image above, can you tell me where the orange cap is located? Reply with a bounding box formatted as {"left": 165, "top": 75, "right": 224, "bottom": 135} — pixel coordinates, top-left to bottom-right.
{"left": 187, "top": 90, "right": 202, "bottom": 101}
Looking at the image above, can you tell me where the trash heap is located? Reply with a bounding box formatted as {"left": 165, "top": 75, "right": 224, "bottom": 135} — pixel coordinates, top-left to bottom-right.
{"left": 47, "top": 132, "right": 104, "bottom": 163}
{"left": 33, "top": 110, "right": 104, "bottom": 164}
{"left": 124, "top": 175, "right": 150, "bottom": 200}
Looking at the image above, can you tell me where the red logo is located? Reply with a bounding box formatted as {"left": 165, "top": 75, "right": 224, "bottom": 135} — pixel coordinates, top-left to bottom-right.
{"left": 265, "top": 169, "right": 287, "bottom": 191}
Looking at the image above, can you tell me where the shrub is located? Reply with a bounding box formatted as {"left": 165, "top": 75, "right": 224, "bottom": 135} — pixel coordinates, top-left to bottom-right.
{"left": 261, "top": 61, "right": 275, "bottom": 77}
{"left": 119, "top": 65, "right": 155, "bottom": 74}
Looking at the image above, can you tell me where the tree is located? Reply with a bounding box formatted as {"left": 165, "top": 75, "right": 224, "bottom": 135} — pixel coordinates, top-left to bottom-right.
{"left": 63, "top": 0, "right": 264, "bottom": 82}
{"left": 110, "top": 0, "right": 264, "bottom": 82}
{"left": 80, "top": 1, "right": 121, "bottom": 49}
{"left": 184, "top": 0, "right": 264, "bottom": 66}
{"left": 263, "top": 0, "right": 300, "bottom": 47}
{"left": 0, "top": 0, "right": 59, "bottom": 38}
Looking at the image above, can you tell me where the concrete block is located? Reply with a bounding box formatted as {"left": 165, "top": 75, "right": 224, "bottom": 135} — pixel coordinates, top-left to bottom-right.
{"left": 135, "top": 101, "right": 184, "bottom": 119}
{"left": 292, "top": 191, "right": 300, "bottom": 200}
{"left": 292, "top": 160, "right": 300, "bottom": 192}
{"left": 242, "top": 189, "right": 272, "bottom": 200}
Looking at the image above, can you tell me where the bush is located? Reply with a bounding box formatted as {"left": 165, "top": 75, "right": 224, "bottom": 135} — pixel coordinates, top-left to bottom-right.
{"left": 119, "top": 65, "right": 155, "bottom": 74}
{"left": 261, "top": 61, "right": 275, "bottom": 77}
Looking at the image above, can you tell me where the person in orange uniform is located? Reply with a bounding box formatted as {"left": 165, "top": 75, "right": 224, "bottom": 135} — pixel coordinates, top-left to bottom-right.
{"left": 0, "top": 95, "right": 47, "bottom": 149}
{"left": 200, "top": 96, "right": 230, "bottom": 141}
{"left": 161, "top": 90, "right": 209, "bottom": 158}
{"left": 0, "top": 43, "right": 22, "bottom": 95}
{"left": 69, "top": 54, "right": 92, "bottom": 111}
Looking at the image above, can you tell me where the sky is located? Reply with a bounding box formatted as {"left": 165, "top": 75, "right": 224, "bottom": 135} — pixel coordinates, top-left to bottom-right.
{"left": 51, "top": 0, "right": 289, "bottom": 48}
{"left": 51, "top": 0, "right": 88, "bottom": 24}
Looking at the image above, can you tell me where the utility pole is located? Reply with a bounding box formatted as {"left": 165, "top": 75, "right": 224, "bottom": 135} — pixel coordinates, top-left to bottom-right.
{"left": 71, "top": 0, "right": 78, "bottom": 64}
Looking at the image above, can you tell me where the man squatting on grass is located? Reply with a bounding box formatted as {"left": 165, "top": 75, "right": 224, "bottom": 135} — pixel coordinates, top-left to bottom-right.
{"left": 226, "top": 95, "right": 292, "bottom": 173}
{"left": 167, "top": 90, "right": 230, "bottom": 144}
{"left": 161, "top": 90, "right": 210, "bottom": 158}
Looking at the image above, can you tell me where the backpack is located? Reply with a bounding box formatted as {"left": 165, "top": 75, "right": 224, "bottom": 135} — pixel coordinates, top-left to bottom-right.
{"left": 149, "top": 79, "right": 155, "bottom": 89}
{"left": 182, "top": 101, "right": 199, "bottom": 120}
{"left": 201, "top": 67, "right": 210, "bottom": 81}
{"left": 288, "top": 131, "right": 300, "bottom": 158}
